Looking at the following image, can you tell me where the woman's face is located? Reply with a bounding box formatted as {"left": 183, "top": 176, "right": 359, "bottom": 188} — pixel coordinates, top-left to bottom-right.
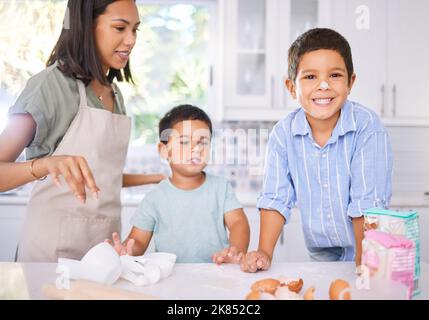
{"left": 94, "top": 0, "right": 140, "bottom": 73}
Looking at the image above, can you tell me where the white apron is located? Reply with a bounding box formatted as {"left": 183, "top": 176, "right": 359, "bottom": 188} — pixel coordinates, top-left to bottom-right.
{"left": 17, "top": 80, "right": 131, "bottom": 262}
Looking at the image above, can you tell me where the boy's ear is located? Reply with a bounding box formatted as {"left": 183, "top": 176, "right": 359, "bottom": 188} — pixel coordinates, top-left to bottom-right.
{"left": 158, "top": 142, "right": 169, "bottom": 160}
{"left": 348, "top": 73, "right": 357, "bottom": 93}
{"left": 285, "top": 78, "right": 297, "bottom": 99}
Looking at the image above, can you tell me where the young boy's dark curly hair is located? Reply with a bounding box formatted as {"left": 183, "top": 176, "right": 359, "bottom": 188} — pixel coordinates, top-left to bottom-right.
{"left": 159, "top": 105, "right": 213, "bottom": 144}
{"left": 288, "top": 28, "right": 354, "bottom": 84}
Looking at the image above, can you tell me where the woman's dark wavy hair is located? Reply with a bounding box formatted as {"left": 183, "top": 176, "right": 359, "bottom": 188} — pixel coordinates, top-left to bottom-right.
{"left": 46, "top": 0, "right": 135, "bottom": 86}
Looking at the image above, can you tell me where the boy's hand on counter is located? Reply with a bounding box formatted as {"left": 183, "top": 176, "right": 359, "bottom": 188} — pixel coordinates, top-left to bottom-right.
{"left": 212, "top": 246, "right": 243, "bottom": 265}
{"left": 104, "top": 232, "right": 134, "bottom": 256}
{"left": 240, "top": 250, "right": 271, "bottom": 273}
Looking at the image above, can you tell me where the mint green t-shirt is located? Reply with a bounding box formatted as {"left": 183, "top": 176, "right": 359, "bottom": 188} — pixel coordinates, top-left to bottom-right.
{"left": 130, "top": 174, "right": 243, "bottom": 263}
{"left": 8, "top": 64, "right": 127, "bottom": 160}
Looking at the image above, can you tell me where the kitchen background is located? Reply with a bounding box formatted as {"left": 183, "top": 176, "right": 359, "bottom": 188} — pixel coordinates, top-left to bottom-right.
{"left": 0, "top": 0, "right": 428, "bottom": 263}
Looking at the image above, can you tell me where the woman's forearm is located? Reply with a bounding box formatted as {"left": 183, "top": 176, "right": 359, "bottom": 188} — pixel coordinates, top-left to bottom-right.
{"left": 122, "top": 173, "right": 166, "bottom": 188}
{"left": 0, "top": 160, "right": 42, "bottom": 192}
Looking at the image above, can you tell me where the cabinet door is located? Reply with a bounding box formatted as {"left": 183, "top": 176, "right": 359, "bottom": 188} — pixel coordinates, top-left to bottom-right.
{"left": 280, "top": 0, "right": 327, "bottom": 111}
{"left": 0, "top": 205, "right": 26, "bottom": 262}
{"left": 387, "top": 0, "right": 429, "bottom": 118}
{"left": 331, "top": 0, "right": 387, "bottom": 115}
{"left": 223, "top": 0, "right": 277, "bottom": 108}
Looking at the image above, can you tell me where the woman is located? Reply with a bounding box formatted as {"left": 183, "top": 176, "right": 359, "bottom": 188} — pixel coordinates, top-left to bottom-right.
{"left": 0, "top": 0, "right": 164, "bottom": 262}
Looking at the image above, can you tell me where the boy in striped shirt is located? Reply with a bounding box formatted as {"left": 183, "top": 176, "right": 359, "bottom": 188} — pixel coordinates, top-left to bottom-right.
{"left": 241, "top": 28, "right": 392, "bottom": 272}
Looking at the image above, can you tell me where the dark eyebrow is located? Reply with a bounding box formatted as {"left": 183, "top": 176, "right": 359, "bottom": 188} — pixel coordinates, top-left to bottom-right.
{"left": 112, "top": 18, "right": 141, "bottom": 26}
{"left": 301, "top": 69, "right": 318, "bottom": 74}
{"left": 330, "top": 67, "right": 347, "bottom": 72}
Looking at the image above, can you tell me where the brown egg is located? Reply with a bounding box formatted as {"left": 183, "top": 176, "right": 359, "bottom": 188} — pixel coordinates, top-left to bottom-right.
{"left": 245, "top": 290, "right": 261, "bottom": 300}
{"left": 250, "top": 278, "right": 281, "bottom": 294}
{"left": 329, "top": 279, "right": 352, "bottom": 300}
{"left": 303, "top": 286, "right": 315, "bottom": 300}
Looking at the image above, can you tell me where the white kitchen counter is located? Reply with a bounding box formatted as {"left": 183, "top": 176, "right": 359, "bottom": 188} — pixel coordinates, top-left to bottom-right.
{"left": 1, "top": 262, "right": 428, "bottom": 300}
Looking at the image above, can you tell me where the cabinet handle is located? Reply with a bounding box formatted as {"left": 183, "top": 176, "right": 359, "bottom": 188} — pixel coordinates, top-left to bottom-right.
{"left": 424, "top": 192, "right": 429, "bottom": 196}
{"left": 392, "top": 84, "right": 397, "bottom": 117}
{"left": 380, "top": 84, "right": 385, "bottom": 116}
{"left": 209, "top": 65, "right": 214, "bottom": 87}
{"left": 271, "top": 75, "right": 275, "bottom": 108}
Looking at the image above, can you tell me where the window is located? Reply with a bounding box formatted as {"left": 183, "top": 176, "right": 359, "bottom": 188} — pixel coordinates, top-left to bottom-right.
{"left": 0, "top": 0, "right": 218, "bottom": 146}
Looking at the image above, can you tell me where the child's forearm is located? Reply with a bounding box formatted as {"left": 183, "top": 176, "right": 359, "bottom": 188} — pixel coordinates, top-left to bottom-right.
{"left": 123, "top": 237, "right": 142, "bottom": 256}
{"left": 228, "top": 220, "right": 250, "bottom": 254}
{"left": 122, "top": 173, "right": 165, "bottom": 187}
{"left": 352, "top": 216, "right": 364, "bottom": 266}
{"left": 258, "top": 209, "right": 285, "bottom": 259}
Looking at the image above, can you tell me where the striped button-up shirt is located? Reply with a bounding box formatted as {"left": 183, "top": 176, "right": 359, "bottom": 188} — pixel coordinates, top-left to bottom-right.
{"left": 256, "top": 100, "right": 393, "bottom": 260}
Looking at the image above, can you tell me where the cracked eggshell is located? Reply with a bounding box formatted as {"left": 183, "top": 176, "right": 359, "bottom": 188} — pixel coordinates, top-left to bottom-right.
{"left": 304, "top": 286, "right": 315, "bottom": 300}
{"left": 250, "top": 278, "right": 281, "bottom": 294}
{"left": 245, "top": 290, "right": 261, "bottom": 300}
{"left": 278, "top": 276, "right": 304, "bottom": 293}
{"left": 329, "top": 279, "right": 351, "bottom": 300}
{"left": 275, "top": 286, "right": 303, "bottom": 300}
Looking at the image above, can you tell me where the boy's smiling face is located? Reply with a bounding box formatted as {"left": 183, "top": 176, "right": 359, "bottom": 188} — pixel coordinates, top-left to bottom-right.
{"left": 286, "top": 49, "right": 356, "bottom": 125}
{"left": 159, "top": 120, "right": 211, "bottom": 177}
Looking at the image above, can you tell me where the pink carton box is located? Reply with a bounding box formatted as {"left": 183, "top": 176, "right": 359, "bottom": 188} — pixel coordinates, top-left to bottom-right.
{"left": 362, "top": 230, "right": 416, "bottom": 300}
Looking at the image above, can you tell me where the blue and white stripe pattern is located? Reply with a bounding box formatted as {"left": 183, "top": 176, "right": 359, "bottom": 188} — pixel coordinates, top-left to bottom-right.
{"left": 256, "top": 100, "right": 393, "bottom": 260}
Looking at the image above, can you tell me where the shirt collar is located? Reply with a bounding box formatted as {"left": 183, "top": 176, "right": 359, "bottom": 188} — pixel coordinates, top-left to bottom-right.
{"left": 292, "top": 100, "right": 357, "bottom": 137}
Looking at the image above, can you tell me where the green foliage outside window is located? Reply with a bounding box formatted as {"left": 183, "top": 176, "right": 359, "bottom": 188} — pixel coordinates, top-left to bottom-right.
{"left": 0, "top": 1, "right": 211, "bottom": 145}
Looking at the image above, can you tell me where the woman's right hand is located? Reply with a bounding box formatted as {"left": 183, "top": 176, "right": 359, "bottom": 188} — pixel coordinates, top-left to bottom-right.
{"left": 34, "top": 155, "right": 99, "bottom": 203}
{"left": 105, "top": 232, "right": 135, "bottom": 256}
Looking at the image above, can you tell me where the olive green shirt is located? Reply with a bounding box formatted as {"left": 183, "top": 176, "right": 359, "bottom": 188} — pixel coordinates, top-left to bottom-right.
{"left": 8, "top": 64, "right": 127, "bottom": 160}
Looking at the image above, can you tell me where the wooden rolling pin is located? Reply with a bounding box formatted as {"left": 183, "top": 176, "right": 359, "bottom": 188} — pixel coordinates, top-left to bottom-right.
{"left": 42, "top": 280, "right": 159, "bottom": 300}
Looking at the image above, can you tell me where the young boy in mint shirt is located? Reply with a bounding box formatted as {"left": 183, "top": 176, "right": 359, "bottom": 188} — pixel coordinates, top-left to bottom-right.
{"left": 241, "top": 28, "right": 393, "bottom": 272}
{"left": 106, "top": 105, "right": 250, "bottom": 263}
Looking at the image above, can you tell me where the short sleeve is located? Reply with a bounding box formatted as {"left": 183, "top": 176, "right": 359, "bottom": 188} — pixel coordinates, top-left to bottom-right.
{"left": 113, "top": 83, "right": 127, "bottom": 115}
{"left": 130, "top": 198, "right": 157, "bottom": 231}
{"left": 223, "top": 181, "right": 243, "bottom": 214}
{"left": 8, "top": 75, "right": 50, "bottom": 148}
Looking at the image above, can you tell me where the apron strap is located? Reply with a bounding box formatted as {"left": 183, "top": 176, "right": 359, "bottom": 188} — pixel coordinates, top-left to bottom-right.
{"left": 76, "top": 80, "right": 88, "bottom": 107}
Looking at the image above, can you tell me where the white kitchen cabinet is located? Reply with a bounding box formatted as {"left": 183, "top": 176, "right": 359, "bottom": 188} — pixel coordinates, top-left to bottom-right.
{"left": 330, "top": 0, "right": 387, "bottom": 116}
{"left": 386, "top": 0, "right": 429, "bottom": 119}
{"left": 0, "top": 203, "right": 26, "bottom": 261}
{"left": 221, "top": 0, "right": 332, "bottom": 121}
{"left": 331, "top": 0, "right": 429, "bottom": 121}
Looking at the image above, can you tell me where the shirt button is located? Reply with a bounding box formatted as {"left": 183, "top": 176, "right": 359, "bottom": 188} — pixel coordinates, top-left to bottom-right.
{"left": 322, "top": 153, "right": 327, "bottom": 158}
{"left": 323, "top": 184, "right": 328, "bottom": 188}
